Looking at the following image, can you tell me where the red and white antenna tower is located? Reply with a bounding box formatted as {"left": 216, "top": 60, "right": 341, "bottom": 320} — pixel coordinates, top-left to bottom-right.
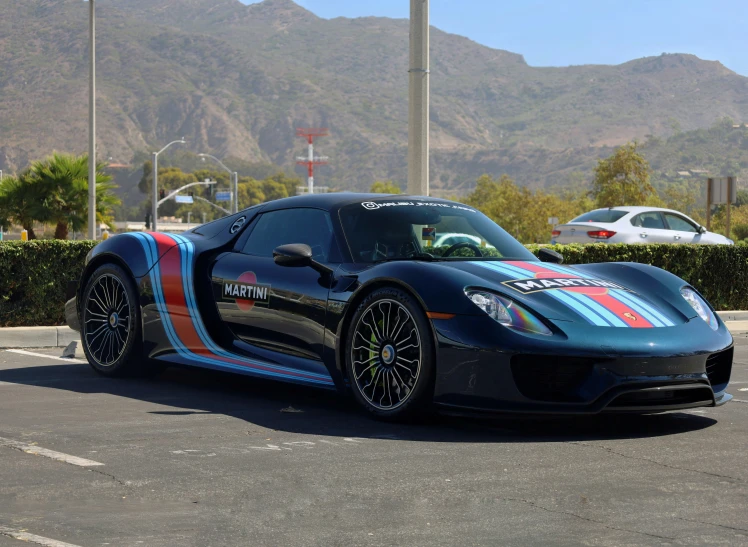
{"left": 296, "top": 128, "right": 329, "bottom": 194}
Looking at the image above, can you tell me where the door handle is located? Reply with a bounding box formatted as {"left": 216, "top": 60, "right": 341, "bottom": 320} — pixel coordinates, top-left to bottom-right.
{"left": 640, "top": 233, "right": 647, "bottom": 238}
{"left": 674, "top": 235, "right": 682, "bottom": 240}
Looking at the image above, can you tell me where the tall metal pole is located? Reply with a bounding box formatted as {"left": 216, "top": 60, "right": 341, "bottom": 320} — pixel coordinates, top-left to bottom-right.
{"left": 151, "top": 152, "right": 158, "bottom": 232}
{"left": 408, "top": 0, "right": 429, "bottom": 197}
{"left": 88, "top": 0, "right": 97, "bottom": 239}
{"left": 233, "top": 172, "right": 239, "bottom": 213}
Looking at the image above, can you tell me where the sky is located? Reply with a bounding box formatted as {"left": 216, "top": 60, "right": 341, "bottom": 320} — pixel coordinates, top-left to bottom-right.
{"left": 241, "top": 0, "right": 748, "bottom": 76}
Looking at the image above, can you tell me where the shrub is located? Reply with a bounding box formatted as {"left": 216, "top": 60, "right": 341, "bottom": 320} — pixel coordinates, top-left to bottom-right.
{"left": 0, "top": 240, "right": 97, "bottom": 327}
{"left": 0, "top": 241, "right": 746, "bottom": 328}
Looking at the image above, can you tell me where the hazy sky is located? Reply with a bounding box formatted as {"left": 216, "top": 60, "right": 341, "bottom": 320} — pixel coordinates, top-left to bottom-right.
{"left": 241, "top": 0, "right": 748, "bottom": 76}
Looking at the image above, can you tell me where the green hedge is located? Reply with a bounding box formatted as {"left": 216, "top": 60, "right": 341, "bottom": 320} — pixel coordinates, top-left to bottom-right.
{"left": 0, "top": 241, "right": 97, "bottom": 327}
{"left": 0, "top": 241, "right": 746, "bottom": 327}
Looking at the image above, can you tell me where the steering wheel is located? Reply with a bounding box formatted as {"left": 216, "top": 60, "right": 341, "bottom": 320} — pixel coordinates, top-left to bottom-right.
{"left": 442, "top": 242, "right": 483, "bottom": 257}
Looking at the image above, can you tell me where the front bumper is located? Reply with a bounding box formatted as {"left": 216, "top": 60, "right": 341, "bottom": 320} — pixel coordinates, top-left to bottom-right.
{"left": 430, "top": 314, "right": 733, "bottom": 415}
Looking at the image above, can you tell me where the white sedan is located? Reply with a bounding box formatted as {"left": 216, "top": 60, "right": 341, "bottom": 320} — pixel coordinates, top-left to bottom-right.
{"left": 551, "top": 206, "right": 733, "bottom": 245}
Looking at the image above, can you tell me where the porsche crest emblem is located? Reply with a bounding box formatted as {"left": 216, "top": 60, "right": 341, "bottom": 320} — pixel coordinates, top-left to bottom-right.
{"left": 623, "top": 312, "right": 637, "bottom": 321}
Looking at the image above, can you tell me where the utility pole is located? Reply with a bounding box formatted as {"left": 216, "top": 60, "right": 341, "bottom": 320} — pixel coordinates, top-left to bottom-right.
{"left": 408, "top": 0, "right": 429, "bottom": 197}
{"left": 88, "top": 0, "right": 97, "bottom": 239}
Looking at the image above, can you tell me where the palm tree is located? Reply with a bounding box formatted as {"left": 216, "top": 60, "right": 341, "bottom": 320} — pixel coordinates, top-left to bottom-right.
{"left": 28, "top": 153, "right": 120, "bottom": 239}
{"left": 0, "top": 172, "right": 41, "bottom": 239}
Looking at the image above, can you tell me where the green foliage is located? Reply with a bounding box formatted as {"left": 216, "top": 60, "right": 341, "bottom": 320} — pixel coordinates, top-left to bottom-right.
{"left": 370, "top": 181, "right": 402, "bottom": 194}
{"left": 0, "top": 154, "right": 119, "bottom": 239}
{"left": 2, "top": 240, "right": 748, "bottom": 327}
{"left": 0, "top": 240, "right": 97, "bottom": 327}
{"left": 591, "top": 142, "right": 655, "bottom": 207}
{"left": 527, "top": 243, "right": 748, "bottom": 311}
{"left": 463, "top": 174, "right": 589, "bottom": 243}
{"left": 27, "top": 153, "right": 119, "bottom": 239}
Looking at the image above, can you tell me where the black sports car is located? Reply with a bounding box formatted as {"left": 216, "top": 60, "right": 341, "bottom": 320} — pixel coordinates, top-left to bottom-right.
{"left": 66, "top": 194, "right": 733, "bottom": 420}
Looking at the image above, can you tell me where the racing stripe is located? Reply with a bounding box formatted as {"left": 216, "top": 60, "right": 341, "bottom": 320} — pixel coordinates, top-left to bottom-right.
{"left": 591, "top": 293, "right": 653, "bottom": 328}
{"left": 550, "top": 290, "right": 611, "bottom": 326}
{"left": 474, "top": 262, "right": 612, "bottom": 326}
{"left": 563, "top": 291, "right": 628, "bottom": 327}
{"left": 166, "top": 233, "right": 334, "bottom": 383}
{"left": 508, "top": 261, "right": 675, "bottom": 327}
{"left": 127, "top": 233, "right": 333, "bottom": 386}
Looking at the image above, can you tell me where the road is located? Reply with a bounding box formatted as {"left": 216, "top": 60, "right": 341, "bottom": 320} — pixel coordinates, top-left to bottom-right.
{"left": 1, "top": 339, "right": 747, "bottom": 547}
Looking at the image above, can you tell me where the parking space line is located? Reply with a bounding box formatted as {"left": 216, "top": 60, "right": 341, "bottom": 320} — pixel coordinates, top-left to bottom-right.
{"left": 0, "top": 526, "right": 83, "bottom": 547}
{"left": 4, "top": 349, "right": 87, "bottom": 364}
{"left": 0, "top": 437, "right": 104, "bottom": 467}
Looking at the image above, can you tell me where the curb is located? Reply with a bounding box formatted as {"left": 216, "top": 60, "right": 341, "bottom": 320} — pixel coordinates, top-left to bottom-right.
{"left": 716, "top": 311, "right": 748, "bottom": 321}
{"left": 0, "top": 326, "right": 80, "bottom": 349}
{"left": 0, "top": 313, "right": 747, "bottom": 349}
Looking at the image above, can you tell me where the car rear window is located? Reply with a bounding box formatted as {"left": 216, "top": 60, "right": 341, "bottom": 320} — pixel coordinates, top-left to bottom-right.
{"left": 570, "top": 210, "right": 628, "bottom": 223}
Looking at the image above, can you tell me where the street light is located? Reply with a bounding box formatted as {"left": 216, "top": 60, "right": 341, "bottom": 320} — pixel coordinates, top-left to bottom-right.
{"left": 87, "top": 0, "right": 97, "bottom": 239}
{"left": 408, "top": 0, "right": 430, "bottom": 196}
{"left": 198, "top": 153, "right": 238, "bottom": 214}
{"left": 151, "top": 138, "right": 186, "bottom": 232}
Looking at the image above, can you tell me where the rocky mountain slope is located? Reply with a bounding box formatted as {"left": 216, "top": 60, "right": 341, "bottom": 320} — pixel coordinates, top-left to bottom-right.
{"left": 2, "top": 0, "right": 747, "bottom": 194}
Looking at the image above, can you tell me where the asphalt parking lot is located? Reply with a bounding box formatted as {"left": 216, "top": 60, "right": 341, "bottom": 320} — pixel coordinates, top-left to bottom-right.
{"left": 1, "top": 340, "right": 747, "bottom": 547}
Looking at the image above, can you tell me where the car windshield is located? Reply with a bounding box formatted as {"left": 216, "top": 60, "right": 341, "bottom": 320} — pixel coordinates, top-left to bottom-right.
{"left": 571, "top": 209, "right": 628, "bottom": 223}
{"left": 339, "top": 200, "right": 536, "bottom": 263}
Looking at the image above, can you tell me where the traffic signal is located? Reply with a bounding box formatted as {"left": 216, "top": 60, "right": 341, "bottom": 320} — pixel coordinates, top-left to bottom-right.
{"left": 159, "top": 189, "right": 165, "bottom": 200}
{"left": 189, "top": 191, "right": 194, "bottom": 198}
{"left": 145, "top": 213, "right": 151, "bottom": 230}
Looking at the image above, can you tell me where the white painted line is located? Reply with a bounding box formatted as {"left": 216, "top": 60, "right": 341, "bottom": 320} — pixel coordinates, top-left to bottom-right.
{"left": 0, "top": 437, "right": 104, "bottom": 467}
{"left": 734, "top": 399, "right": 748, "bottom": 404}
{"left": 5, "top": 349, "right": 87, "bottom": 364}
{"left": 739, "top": 388, "right": 748, "bottom": 392}
{"left": 0, "top": 526, "right": 83, "bottom": 547}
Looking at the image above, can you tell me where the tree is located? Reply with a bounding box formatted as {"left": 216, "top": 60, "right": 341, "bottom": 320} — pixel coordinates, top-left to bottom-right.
{"left": 27, "top": 153, "right": 119, "bottom": 239}
{"left": 0, "top": 172, "right": 41, "bottom": 239}
{"left": 370, "top": 181, "right": 401, "bottom": 194}
{"left": 591, "top": 142, "right": 655, "bottom": 207}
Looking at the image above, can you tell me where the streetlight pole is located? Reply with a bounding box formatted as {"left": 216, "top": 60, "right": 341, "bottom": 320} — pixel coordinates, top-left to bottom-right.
{"left": 198, "top": 154, "right": 238, "bottom": 214}
{"left": 88, "top": 0, "right": 97, "bottom": 239}
{"left": 408, "top": 0, "right": 430, "bottom": 197}
{"left": 151, "top": 139, "right": 186, "bottom": 232}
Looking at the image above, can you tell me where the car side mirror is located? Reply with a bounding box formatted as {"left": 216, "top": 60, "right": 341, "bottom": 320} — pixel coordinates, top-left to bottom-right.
{"left": 698, "top": 226, "right": 707, "bottom": 234}
{"left": 273, "top": 243, "right": 333, "bottom": 276}
{"left": 538, "top": 247, "right": 564, "bottom": 264}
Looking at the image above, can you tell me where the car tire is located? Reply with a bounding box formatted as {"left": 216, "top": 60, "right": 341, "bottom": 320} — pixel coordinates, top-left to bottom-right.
{"left": 80, "top": 263, "right": 152, "bottom": 377}
{"left": 345, "top": 287, "right": 435, "bottom": 421}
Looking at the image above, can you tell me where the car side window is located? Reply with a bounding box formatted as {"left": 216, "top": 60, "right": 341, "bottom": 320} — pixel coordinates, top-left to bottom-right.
{"left": 631, "top": 212, "right": 666, "bottom": 229}
{"left": 664, "top": 213, "right": 698, "bottom": 233}
{"left": 242, "top": 208, "right": 336, "bottom": 262}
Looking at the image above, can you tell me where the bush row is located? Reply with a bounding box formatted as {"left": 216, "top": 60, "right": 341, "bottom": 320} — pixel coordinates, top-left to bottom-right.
{"left": 0, "top": 241, "right": 745, "bottom": 327}
{"left": 0, "top": 241, "right": 97, "bottom": 327}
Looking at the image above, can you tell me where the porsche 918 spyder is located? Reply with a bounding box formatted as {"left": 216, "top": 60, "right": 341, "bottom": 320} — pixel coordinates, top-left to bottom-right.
{"left": 66, "top": 194, "right": 733, "bottom": 420}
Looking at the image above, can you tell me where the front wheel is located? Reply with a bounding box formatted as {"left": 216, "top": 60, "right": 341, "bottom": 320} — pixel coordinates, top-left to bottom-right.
{"left": 81, "top": 263, "right": 147, "bottom": 377}
{"left": 345, "top": 287, "right": 435, "bottom": 421}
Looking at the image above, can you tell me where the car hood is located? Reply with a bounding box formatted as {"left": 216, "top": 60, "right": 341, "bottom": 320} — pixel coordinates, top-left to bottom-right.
{"left": 438, "top": 260, "right": 688, "bottom": 328}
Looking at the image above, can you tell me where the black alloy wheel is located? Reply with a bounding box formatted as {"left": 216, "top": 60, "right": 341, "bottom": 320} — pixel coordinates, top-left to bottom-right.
{"left": 346, "top": 287, "right": 435, "bottom": 420}
{"left": 81, "top": 263, "right": 146, "bottom": 377}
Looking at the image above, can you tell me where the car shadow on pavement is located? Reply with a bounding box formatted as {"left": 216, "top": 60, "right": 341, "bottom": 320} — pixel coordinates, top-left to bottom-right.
{"left": 0, "top": 362, "right": 719, "bottom": 444}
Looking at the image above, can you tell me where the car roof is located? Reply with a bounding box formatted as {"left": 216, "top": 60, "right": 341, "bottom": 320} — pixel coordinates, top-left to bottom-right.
{"left": 256, "top": 193, "right": 467, "bottom": 213}
{"left": 596, "top": 206, "right": 692, "bottom": 216}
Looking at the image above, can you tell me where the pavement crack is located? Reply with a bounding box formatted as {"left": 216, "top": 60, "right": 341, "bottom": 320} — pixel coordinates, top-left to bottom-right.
{"left": 568, "top": 441, "right": 744, "bottom": 483}
{"left": 673, "top": 516, "right": 748, "bottom": 533}
{"left": 502, "top": 497, "right": 675, "bottom": 540}
{"left": 86, "top": 467, "right": 131, "bottom": 489}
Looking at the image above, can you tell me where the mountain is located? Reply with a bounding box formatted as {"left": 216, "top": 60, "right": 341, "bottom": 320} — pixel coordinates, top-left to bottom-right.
{"left": 1, "top": 0, "right": 748, "bottom": 197}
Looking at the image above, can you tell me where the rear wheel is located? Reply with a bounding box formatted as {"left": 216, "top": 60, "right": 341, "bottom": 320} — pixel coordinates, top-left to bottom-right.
{"left": 345, "top": 287, "right": 435, "bottom": 421}
{"left": 81, "top": 263, "right": 149, "bottom": 377}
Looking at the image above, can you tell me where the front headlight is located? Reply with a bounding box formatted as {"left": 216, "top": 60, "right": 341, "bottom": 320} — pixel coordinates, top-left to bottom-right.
{"left": 465, "top": 290, "right": 552, "bottom": 335}
{"left": 680, "top": 287, "right": 718, "bottom": 330}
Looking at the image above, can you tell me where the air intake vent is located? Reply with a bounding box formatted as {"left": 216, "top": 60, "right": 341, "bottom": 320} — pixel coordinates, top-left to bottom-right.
{"left": 705, "top": 348, "right": 733, "bottom": 390}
